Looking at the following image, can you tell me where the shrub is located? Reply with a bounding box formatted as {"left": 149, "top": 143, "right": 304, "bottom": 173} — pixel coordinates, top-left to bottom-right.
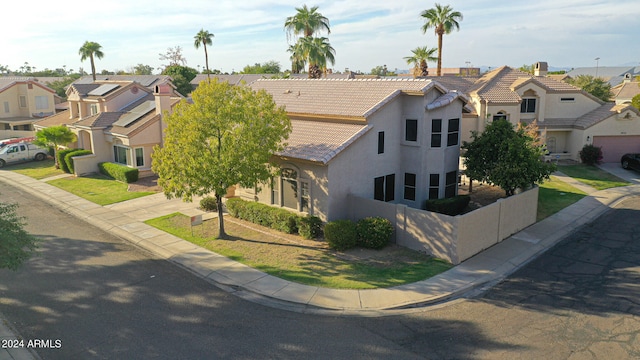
{"left": 98, "top": 162, "right": 139, "bottom": 183}
{"left": 199, "top": 196, "right": 218, "bottom": 212}
{"left": 425, "top": 195, "right": 471, "bottom": 216}
{"left": 356, "top": 217, "right": 394, "bottom": 250}
{"left": 57, "top": 148, "right": 82, "bottom": 173}
{"left": 324, "top": 220, "right": 358, "bottom": 251}
{"left": 579, "top": 144, "right": 603, "bottom": 165}
{"left": 64, "top": 149, "right": 92, "bottom": 174}
{"left": 297, "top": 215, "right": 323, "bottom": 239}
{"left": 225, "top": 198, "right": 298, "bottom": 234}
{"left": 225, "top": 198, "right": 245, "bottom": 218}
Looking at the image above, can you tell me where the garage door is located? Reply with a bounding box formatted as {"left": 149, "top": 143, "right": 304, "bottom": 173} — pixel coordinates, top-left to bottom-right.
{"left": 593, "top": 136, "right": 640, "bottom": 163}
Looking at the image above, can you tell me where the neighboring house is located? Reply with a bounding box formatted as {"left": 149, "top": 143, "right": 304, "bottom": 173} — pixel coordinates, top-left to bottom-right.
{"left": 566, "top": 66, "right": 640, "bottom": 87}
{"left": 612, "top": 76, "right": 640, "bottom": 105}
{"left": 233, "top": 78, "right": 469, "bottom": 221}
{"left": 34, "top": 80, "right": 181, "bottom": 177}
{"left": 435, "top": 64, "right": 640, "bottom": 163}
{"left": 190, "top": 72, "right": 355, "bottom": 91}
{"left": 0, "top": 77, "right": 57, "bottom": 136}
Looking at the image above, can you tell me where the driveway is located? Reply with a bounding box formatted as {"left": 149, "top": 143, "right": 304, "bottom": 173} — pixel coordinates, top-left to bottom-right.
{"left": 599, "top": 162, "right": 640, "bottom": 184}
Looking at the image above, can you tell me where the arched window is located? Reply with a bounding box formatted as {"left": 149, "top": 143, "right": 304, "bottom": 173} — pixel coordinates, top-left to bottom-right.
{"left": 493, "top": 111, "right": 507, "bottom": 121}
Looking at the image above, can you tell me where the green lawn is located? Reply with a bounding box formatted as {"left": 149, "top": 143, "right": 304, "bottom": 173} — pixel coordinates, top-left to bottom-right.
{"left": 537, "top": 176, "right": 587, "bottom": 220}
{"left": 145, "top": 213, "right": 452, "bottom": 289}
{"left": 557, "top": 164, "right": 629, "bottom": 190}
{"left": 47, "top": 174, "right": 155, "bottom": 205}
{"left": 7, "top": 159, "right": 64, "bottom": 180}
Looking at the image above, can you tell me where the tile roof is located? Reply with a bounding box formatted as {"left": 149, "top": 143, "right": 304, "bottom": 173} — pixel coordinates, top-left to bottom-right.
{"left": 278, "top": 119, "right": 370, "bottom": 164}
{"left": 250, "top": 78, "right": 440, "bottom": 118}
{"left": 0, "top": 78, "right": 55, "bottom": 93}
{"left": 612, "top": 81, "right": 640, "bottom": 100}
{"left": 33, "top": 110, "right": 75, "bottom": 127}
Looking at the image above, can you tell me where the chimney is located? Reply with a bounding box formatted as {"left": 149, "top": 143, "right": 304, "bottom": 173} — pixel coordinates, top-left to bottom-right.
{"left": 534, "top": 62, "right": 548, "bottom": 76}
{"left": 154, "top": 83, "right": 173, "bottom": 116}
{"left": 623, "top": 73, "right": 632, "bottom": 83}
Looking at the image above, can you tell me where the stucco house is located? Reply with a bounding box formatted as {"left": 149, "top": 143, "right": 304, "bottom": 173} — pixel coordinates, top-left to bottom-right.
{"left": 566, "top": 66, "right": 640, "bottom": 87}
{"left": 612, "top": 76, "right": 640, "bottom": 105}
{"left": 0, "top": 77, "right": 57, "bottom": 137}
{"left": 434, "top": 64, "right": 640, "bottom": 163}
{"left": 34, "top": 79, "right": 181, "bottom": 177}
{"left": 232, "top": 78, "right": 469, "bottom": 221}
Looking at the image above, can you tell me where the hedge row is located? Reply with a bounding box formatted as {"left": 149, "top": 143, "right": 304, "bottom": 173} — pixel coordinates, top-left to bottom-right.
{"left": 64, "top": 150, "right": 92, "bottom": 174}
{"left": 98, "top": 162, "right": 139, "bottom": 183}
{"left": 225, "top": 198, "right": 322, "bottom": 239}
{"left": 57, "top": 148, "right": 83, "bottom": 173}
{"left": 324, "top": 217, "right": 393, "bottom": 251}
{"left": 424, "top": 195, "right": 470, "bottom": 216}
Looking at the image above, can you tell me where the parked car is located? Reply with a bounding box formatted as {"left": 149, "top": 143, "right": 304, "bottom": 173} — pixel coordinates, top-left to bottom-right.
{"left": 621, "top": 153, "right": 640, "bottom": 171}
{"left": 0, "top": 143, "right": 48, "bottom": 168}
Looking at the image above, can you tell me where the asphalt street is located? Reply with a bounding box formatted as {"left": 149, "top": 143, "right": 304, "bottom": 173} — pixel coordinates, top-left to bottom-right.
{"left": 1, "top": 180, "right": 640, "bottom": 359}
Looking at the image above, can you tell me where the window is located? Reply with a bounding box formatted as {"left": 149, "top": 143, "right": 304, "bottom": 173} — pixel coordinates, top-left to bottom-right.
{"left": 270, "top": 177, "right": 279, "bottom": 205}
{"left": 35, "top": 96, "right": 49, "bottom": 110}
{"left": 447, "top": 118, "right": 459, "bottom": 146}
{"left": 90, "top": 104, "right": 98, "bottom": 115}
{"left": 300, "top": 181, "right": 310, "bottom": 213}
{"left": 374, "top": 174, "right": 395, "bottom": 202}
{"left": 493, "top": 112, "right": 507, "bottom": 121}
{"left": 135, "top": 148, "right": 144, "bottom": 167}
{"left": 3, "top": 102, "right": 9, "bottom": 113}
{"left": 520, "top": 98, "right": 536, "bottom": 113}
{"left": 113, "top": 146, "right": 129, "bottom": 165}
{"left": 378, "top": 131, "right": 384, "bottom": 154}
{"left": 431, "top": 119, "right": 442, "bottom": 147}
{"left": 281, "top": 168, "right": 298, "bottom": 210}
{"left": 405, "top": 119, "right": 417, "bottom": 142}
{"left": 429, "top": 174, "right": 440, "bottom": 199}
{"left": 19, "top": 96, "right": 27, "bottom": 108}
{"left": 404, "top": 173, "right": 416, "bottom": 201}
{"left": 445, "top": 171, "right": 457, "bottom": 198}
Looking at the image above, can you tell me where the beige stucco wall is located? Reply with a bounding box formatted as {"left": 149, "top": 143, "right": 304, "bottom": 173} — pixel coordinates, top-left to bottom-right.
{"left": 542, "top": 93, "right": 601, "bottom": 120}
{"left": 0, "top": 83, "right": 55, "bottom": 119}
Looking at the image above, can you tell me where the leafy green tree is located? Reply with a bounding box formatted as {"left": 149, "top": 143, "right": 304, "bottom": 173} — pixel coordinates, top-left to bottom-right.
{"left": 78, "top": 41, "right": 104, "bottom": 81}
{"left": 33, "top": 125, "right": 77, "bottom": 169}
{"left": 462, "top": 119, "right": 555, "bottom": 196}
{"left": 518, "top": 64, "right": 534, "bottom": 74}
{"left": 48, "top": 75, "right": 81, "bottom": 98}
{"left": 404, "top": 46, "right": 438, "bottom": 77}
{"left": 0, "top": 200, "right": 39, "bottom": 270}
{"left": 370, "top": 66, "right": 396, "bottom": 76}
{"left": 632, "top": 93, "right": 640, "bottom": 111}
{"left": 194, "top": 29, "right": 215, "bottom": 79}
{"left": 421, "top": 3, "right": 463, "bottom": 76}
{"left": 151, "top": 79, "right": 291, "bottom": 238}
{"left": 161, "top": 65, "right": 198, "bottom": 96}
{"left": 132, "top": 64, "right": 154, "bottom": 75}
{"left": 567, "top": 75, "right": 612, "bottom": 102}
{"left": 241, "top": 61, "right": 281, "bottom": 74}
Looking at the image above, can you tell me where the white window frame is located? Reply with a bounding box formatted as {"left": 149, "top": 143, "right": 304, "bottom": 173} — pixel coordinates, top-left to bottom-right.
{"left": 19, "top": 96, "right": 27, "bottom": 108}
{"left": 113, "top": 145, "right": 130, "bottom": 166}
{"left": 134, "top": 147, "right": 144, "bottom": 167}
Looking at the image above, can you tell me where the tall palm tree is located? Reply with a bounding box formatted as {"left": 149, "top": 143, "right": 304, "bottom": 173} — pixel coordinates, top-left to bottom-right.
{"left": 297, "top": 37, "right": 335, "bottom": 78}
{"left": 420, "top": 4, "right": 463, "bottom": 76}
{"left": 194, "top": 29, "right": 214, "bottom": 79}
{"left": 404, "top": 46, "right": 438, "bottom": 77}
{"left": 284, "top": 5, "right": 331, "bottom": 42}
{"left": 287, "top": 42, "right": 306, "bottom": 74}
{"left": 78, "top": 41, "right": 104, "bottom": 81}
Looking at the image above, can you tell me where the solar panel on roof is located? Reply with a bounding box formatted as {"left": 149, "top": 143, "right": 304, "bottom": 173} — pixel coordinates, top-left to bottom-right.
{"left": 87, "top": 84, "right": 120, "bottom": 96}
{"left": 112, "top": 101, "right": 156, "bottom": 127}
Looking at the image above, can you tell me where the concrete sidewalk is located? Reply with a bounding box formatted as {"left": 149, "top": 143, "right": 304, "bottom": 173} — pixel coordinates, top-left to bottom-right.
{"left": 1, "top": 169, "right": 639, "bottom": 316}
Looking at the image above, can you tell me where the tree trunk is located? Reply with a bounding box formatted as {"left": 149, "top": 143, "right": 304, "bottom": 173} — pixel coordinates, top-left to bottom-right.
{"left": 90, "top": 54, "right": 96, "bottom": 81}
{"left": 436, "top": 30, "right": 444, "bottom": 76}
{"left": 216, "top": 193, "right": 227, "bottom": 239}
{"left": 204, "top": 44, "right": 210, "bottom": 80}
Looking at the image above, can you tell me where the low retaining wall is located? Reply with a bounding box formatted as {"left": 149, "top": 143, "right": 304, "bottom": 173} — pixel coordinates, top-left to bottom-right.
{"left": 347, "top": 186, "right": 539, "bottom": 264}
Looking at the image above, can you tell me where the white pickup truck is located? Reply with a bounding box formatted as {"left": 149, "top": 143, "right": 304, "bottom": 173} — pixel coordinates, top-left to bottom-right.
{"left": 0, "top": 142, "right": 48, "bottom": 168}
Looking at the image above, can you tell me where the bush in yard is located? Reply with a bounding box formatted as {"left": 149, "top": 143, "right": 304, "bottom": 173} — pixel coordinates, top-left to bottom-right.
{"left": 425, "top": 195, "right": 471, "bottom": 216}
{"left": 225, "top": 198, "right": 245, "bottom": 217}
{"left": 57, "top": 148, "right": 82, "bottom": 173}
{"left": 64, "top": 149, "right": 92, "bottom": 174}
{"left": 356, "top": 217, "right": 394, "bottom": 250}
{"left": 199, "top": 196, "right": 218, "bottom": 212}
{"left": 579, "top": 144, "right": 603, "bottom": 165}
{"left": 225, "top": 198, "right": 298, "bottom": 234}
{"left": 297, "top": 215, "right": 323, "bottom": 239}
{"left": 98, "top": 162, "right": 139, "bottom": 183}
{"left": 324, "top": 220, "right": 358, "bottom": 251}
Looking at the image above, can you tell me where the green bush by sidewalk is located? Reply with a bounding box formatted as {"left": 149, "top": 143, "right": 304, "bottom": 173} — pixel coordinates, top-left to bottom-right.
{"left": 98, "top": 162, "right": 139, "bottom": 183}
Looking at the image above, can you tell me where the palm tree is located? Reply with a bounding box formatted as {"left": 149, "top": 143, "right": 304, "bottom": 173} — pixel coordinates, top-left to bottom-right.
{"left": 78, "top": 41, "right": 104, "bottom": 81}
{"left": 287, "top": 42, "right": 306, "bottom": 74}
{"left": 33, "top": 126, "right": 77, "bottom": 169}
{"left": 297, "top": 37, "right": 335, "bottom": 78}
{"left": 194, "top": 29, "right": 214, "bottom": 79}
{"left": 420, "top": 4, "right": 463, "bottom": 76}
{"left": 284, "top": 5, "right": 331, "bottom": 42}
{"left": 404, "top": 46, "right": 438, "bottom": 77}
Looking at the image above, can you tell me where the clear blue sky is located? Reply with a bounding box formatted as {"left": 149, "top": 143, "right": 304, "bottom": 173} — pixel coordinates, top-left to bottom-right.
{"left": 2, "top": 0, "right": 639, "bottom": 74}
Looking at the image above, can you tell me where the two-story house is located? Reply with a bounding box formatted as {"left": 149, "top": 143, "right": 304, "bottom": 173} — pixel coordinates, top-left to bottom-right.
{"left": 34, "top": 79, "right": 181, "bottom": 176}
{"left": 234, "top": 78, "right": 469, "bottom": 221}
{"left": 0, "top": 77, "right": 57, "bottom": 137}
